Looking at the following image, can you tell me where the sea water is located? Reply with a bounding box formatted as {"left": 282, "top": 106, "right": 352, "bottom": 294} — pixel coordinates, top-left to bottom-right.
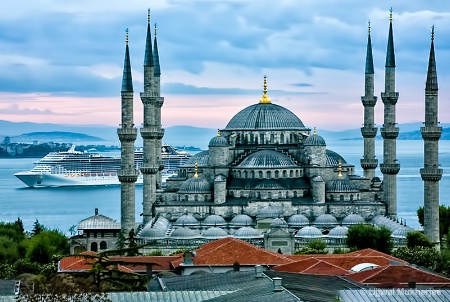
{"left": 0, "top": 140, "right": 449, "bottom": 234}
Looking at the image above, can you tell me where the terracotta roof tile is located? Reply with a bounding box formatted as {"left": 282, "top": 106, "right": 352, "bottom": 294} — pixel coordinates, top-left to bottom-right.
{"left": 274, "top": 258, "right": 349, "bottom": 276}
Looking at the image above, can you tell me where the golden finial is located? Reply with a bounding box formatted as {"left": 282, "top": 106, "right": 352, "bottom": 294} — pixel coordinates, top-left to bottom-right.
{"left": 368, "top": 20, "right": 371, "bottom": 34}
{"left": 154, "top": 23, "right": 157, "bottom": 36}
{"left": 194, "top": 161, "right": 198, "bottom": 178}
{"left": 125, "top": 28, "right": 129, "bottom": 45}
{"left": 338, "top": 160, "right": 343, "bottom": 178}
{"left": 389, "top": 7, "right": 393, "bottom": 22}
{"left": 431, "top": 25, "right": 435, "bottom": 41}
{"left": 217, "top": 129, "right": 221, "bottom": 137}
{"left": 313, "top": 127, "right": 317, "bottom": 136}
{"left": 259, "top": 75, "right": 271, "bottom": 104}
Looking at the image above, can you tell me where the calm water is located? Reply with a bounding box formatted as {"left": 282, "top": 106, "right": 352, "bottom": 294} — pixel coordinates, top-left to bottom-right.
{"left": 1, "top": 140, "right": 449, "bottom": 234}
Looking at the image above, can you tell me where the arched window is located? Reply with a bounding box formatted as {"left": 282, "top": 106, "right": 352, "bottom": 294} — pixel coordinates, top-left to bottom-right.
{"left": 340, "top": 195, "right": 344, "bottom": 201}
{"left": 100, "top": 241, "right": 107, "bottom": 250}
{"left": 251, "top": 171, "right": 255, "bottom": 178}
{"left": 185, "top": 195, "right": 188, "bottom": 201}
{"left": 278, "top": 191, "right": 282, "bottom": 199}
{"left": 330, "top": 194, "right": 334, "bottom": 201}
{"left": 280, "top": 133, "right": 284, "bottom": 144}
{"left": 350, "top": 194, "right": 353, "bottom": 201}
{"left": 290, "top": 170, "right": 294, "bottom": 177}
{"left": 205, "top": 195, "right": 209, "bottom": 201}
{"left": 91, "top": 242, "right": 98, "bottom": 252}
{"left": 296, "top": 170, "right": 299, "bottom": 177}
{"left": 250, "top": 133, "right": 254, "bottom": 144}
{"left": 195, "top": 195, "right": 198, "bottom": 201}
{"left": 283, "top": 170, "right": 287, "bottom": 178}
{"left": 275, "top": 170, "right": 279, "bottom": 178}
{"left": 268, "top": 192, "right": 272, "bottom": 199}
{"left": 240, "top": 191, "right": 244, "bottom": 198}
{"left": 260, "top": 133, "right": 264, "bottom": 144}
{"left": 244, "top": 171, "right": 248, "bottom": 178}
{"left": 270, "top": 133, "right": 274, "bottom": 143}
{"left": 294, "top": 191, "right": 297, "bottom": 198}
{"left": 286, "top": 191, "right": 289, "bottom": 198}
{"left": 267, "top": 171, "right": 271, "bottom": 178}
{"left": 258, "top": 171, "right": 263, "bottom": 178}
{"left": 257, "top": 192, "right": 261, "bottom": 199}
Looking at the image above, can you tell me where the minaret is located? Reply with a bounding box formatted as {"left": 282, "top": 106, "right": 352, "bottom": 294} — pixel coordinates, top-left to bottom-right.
{"left": 140, "top": 10, "right": 164, "bottom": 225}
{"left": 118, "top": 29, "right": 138, "bottom": 234}
{"left": 420, "top": 26, "right": 442, "bottom": 248}
{"left": 360, "top": 21, "right": 378, "bottom": 180}
{"left": 380, "top": 9, "right": 400, "bottom": 218}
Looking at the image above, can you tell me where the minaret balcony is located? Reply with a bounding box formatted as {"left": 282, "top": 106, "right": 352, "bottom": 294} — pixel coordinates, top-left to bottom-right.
{"left": 420, "top": 126, "right": 442, "bottom": 141}
{"left": 380, "top": 163, "right": 400, "bottom": 175}
{"left": 140, "top": 94, "right": 164, "bottom": 103}
{"left": 420, "top": 167, "right": 443, "bottom": 181}
{"left": 381, "top": 92, "right": 399, "bottom": 105}
{"left": 360, "top": 158, "right": 378, "bottom": 169}
{"left": 361, "top": 96, "right": 377, "bottom": 107}
{"left": 140, "top": 164, "right": 160, "bottom": 175}
{"left": 117, "top": 169, "right": 139, "bottom": 183}
{"left": 380, "top": 127, "right": 399, "bottom": 139}
{"left": 140, "top": 128, "right": 165, "bottom": 140}
{"left": 361, "top": 127, "right": 378, "bottom": 138}
{"left": 117, "top": 128, "right": 137, "bottom": 142}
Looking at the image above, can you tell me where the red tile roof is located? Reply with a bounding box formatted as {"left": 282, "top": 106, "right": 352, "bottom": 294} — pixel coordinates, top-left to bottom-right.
{"left": 172, "top": 237, "right": 293, "bottom": 268}
{"left": 273, "top": 258, "right": 349, "bottom": 276}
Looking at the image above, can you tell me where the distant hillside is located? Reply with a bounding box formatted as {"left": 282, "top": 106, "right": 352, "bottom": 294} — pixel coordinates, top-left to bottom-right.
{"left": 12, "top": 132, "right": 104, "bottom": 143}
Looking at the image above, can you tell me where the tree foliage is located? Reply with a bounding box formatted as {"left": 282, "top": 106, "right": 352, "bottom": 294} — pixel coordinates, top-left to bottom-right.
{"left": 26, "top": 229, "right": 70, "bottom": 264}
{"left": 417, "top": 205, "right": 450, "bottom": 240}
{"left": 406, "top": 231, "right": 433, "bottom": 248}
{"left": 294, "top": 239, "right": 328, "bottom": 254}
{"left": 31, "top": 219, "right": 45, "bottom": 236}
{"left": 392, "top": 246, "right": 439, "bottom": 270}
{"left": 346, "top": 224, "right": 393, "bottom": 254}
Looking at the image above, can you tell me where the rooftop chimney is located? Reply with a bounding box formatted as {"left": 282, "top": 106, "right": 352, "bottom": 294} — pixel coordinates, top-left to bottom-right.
{"left": 273, "top": 277, "right": 283, "bottom": 292}
{"left": 255, "top": 265, "right": 263, "bottom": 278}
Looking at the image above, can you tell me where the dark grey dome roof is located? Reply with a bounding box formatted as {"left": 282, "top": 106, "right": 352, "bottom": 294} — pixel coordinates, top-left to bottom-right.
{"left": 225, "top": 103, "right": 306, "bottom": 130}
{"left": 372, "top": 215, "right": 405, "bottom": 232}
{"left": 391, "top": 226, "right": 414, "bottom": 238}
{"left": 170, "top": 227, "right": 197, "bottom": 239}
{"left": 270, "top": 217, "right": 288, "bottom": 228}
{"left": 255, "top": 179, "right": 285, "bottom": 189}
{"left": 304, "top": 134, "right": 326, "bottom": 146}
{"left": 328, "top": 226, "right": 349, "bottom": 238}
{"left": 138, "top": 227, "right": 166, "bottom": 239}
{"left": 233, "top": 227, "right": 260, "bottom": 238}
{"left": 257, "top": 205, "right": 283, "bottom": 218}
{"left": 202, "top": 227, "right": 228, "bottom": 238}
{"left": 78, "top": 213, "right": 120, "bottom": 230}
{"left": 182, "top": 151, "right": 209, "bottom": 167}
{"left": 173, "top": 214, "right": 199, "bottom": 227}
{"left": 178, "top": 177, "right": 212, "bottom": 193}
{"left": 326, "top": 178, "right": 358, "bottom": 192}
{"left": 209, "top": 135, "right": 229, "bottom": 147}
{"left": 230, "top": 214, "right": 254, "bottom": 226}
{"left": 238, "top": 150, "right": 297, "bottom": 168}
{"left": 326, "top": 149, "right": 348, "bottom": 166}
{"left": 202, "top": 214, "right": 226, "bottom": 226}
{"left": 295, "top": 226, "right": 323, "bottom": 238}
{"left": 342, "top": 214, "right": 365, "bottom": 225}
{"left": 314, "top": 214, "right": 338, "bottom": 226}
{"left": 287, "top": 214, "right": 310, "bottom": 227}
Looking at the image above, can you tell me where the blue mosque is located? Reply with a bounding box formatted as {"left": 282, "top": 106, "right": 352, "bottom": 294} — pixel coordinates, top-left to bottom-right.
{"left": 71, "top": 9, "right": 442, "bottom": 254}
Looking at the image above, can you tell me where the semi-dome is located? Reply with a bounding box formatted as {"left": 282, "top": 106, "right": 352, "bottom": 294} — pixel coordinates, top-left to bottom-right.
{"left": 225, "top": 102, "right": 306, "bottom": 131}
{"left": 257, "top": 205, "right": 283, "bottom": 218}
{"left": 178, "top": 177, "right": 212, "bottom": 194}
{"left": 287, "top": 214, "right": 310, "bottom": 227}
{"left": 314, "top": 214, "right": 338, "bottom": 226}
{"left": 342, "top": 214, "right": 365, "bottom": 225}
{"left": 328, "top": 226, "right": 349, "bottom": 238}
{"left": 233, "top": 227, "right": 260, "bottom": 238}
{"left": 295, "top": 226, "right": 323, "bottom": 238}
{"left": 170, "top": 227, "right": 197, "bottom": 239}
{"left": 208, "top": 134, "right": 229, "bottom": 147}
{"left": 202, "top": 227, "right": 228, "bottom": 239}
{"left": 182, "top": 151, "right": 209, "bottom": 167}
{"left": 173, "top": 214, "right": 199, "bottom": 227}
{"left": 230, "top": 214, "right": 253, "bottom": 227}
{"left": 202, "top": 214, "right": 227, "bottom": 227}
{"left": 304, "top": 130, "right": 326, "bottom": 146}
{"left": 238, "top": 150, "right": 297, "bottom": 168}
{"left": 326, "top": 150, "right": 348, "bottom": 166}
{"left": 326, "top": 178, "right": 358, "bottom": 193}
{"left": 270, "top": 217, "right": 288, "bottom": 229}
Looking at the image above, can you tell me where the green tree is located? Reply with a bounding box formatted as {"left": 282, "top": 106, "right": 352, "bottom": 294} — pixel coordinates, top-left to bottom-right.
{"left": 26, "top": 229, "right": 69, "bottom": 264}
{"left": 0, "top": 236, "right": 20, "bottom": 263}
{"left": 346, "top": 224, "right": 393, "bottom": 254}
{"left": 31, "top": 219, "right": 45, "bottom": 236}
{"left": 417, "top": 205, "right": 450, "bottom": 240}
{"left": 406, "top": 231, "right": 433, "bottom": 248}
{"left": 127, "top": 229, "right": 140, "bottom": 256}
{"left": 294, "top": 239, "right": 328, "bottom": 254}
{"left": 392, "top": 246, "right": 439, "bottom": 270}
{"left": 0, "top": 221, "right": 26, "bottom": 242}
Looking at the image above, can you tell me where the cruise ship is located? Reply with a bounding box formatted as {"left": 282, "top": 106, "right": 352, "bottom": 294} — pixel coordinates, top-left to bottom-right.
{"left": 14, "top": 144, "right": 192, "bottom": 187}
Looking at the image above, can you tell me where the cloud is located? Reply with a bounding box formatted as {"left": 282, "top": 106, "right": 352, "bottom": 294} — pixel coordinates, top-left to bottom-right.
{"left": 0, "top": 103, "right": 56, "bottom": 115}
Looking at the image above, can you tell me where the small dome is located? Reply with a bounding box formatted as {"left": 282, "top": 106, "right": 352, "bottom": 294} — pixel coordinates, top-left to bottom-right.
{"left": 202, "top": 215, "right": 226, "bottom": 227}
{"left": 326, "top": 178, "right": 358, "bottom": 193}
{"left": 311, "top": 176, "right": 324, "bottom": 182}
{"left": 391, "top": 227, "right": 414, "bottom": 239}
{"left": 255, "top": 179, "right": 285, "bottom": 189}
{"left": 270, "top": 217, "right": 288, "bottom": 229}
{"left": 214, "top": 174, "right": 227, "bottom": 182}
{"left": 202, "top": 227, "right": 228, "bottom": 239}
{"left": 173, "top": 214, "right": 199, "bottom": 227}
{"left": 257, "top": 205, "right": 283, "bottom": 218}
{"left": 328, "top": 226, "right": 349, "bottom": 238}
{"left": 233, "top": 227, "right": 260, "bottom": 238}
{"left": 182, "top": 151, "right": 209, "bottom": 167}
{"left": 230, "top": 214, "right": 254, "bottom": 227}
{"left": 170, "top": 227, "right": 197, "bottom": 239}
{"left": 314, "top": 214, "right": 338, "bottom": 227}
{"left": 295, "top": 226, "right": 323, "bottom": 238}
{"left": 304, "top": 133, "right": 326, "bottom": 146}
{"left": 138, "top": 227, "right": 166, "bottom": 239}
{"left": 151, "top": 217, "right": 171, "bottom": 231}
{"left": 371, "top": 177, "right": 382, "bottom": 182}
{"left": 178, "top": 177, "right": 212, "bottom": 193}
{"left": 342, "top": 214, "right": 365, "bottom": 225}
{"left": 238, "top": 150, "right": 297, "bottom": 168}
{"left": 287, "top": 214, "right": 310, "bottom": 227}
{"left": 77, "top": 212, "right": 120, "bottom": 230}
{"left": 208, "top": 135, "right": 229, "bottom": 147}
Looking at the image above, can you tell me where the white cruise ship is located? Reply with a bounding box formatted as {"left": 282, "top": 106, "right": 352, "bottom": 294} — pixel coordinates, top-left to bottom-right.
{"left": 14, "top": 145, "right": 191, "bottom": 187}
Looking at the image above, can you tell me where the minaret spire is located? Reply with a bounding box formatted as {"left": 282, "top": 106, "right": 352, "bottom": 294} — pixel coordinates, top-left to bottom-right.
{"left": 380, "top": 8, "right": 400, "bottom": 218}
{"left": 361, "top": 20, "right": 378, "bottom": 179}
{"left": 118, "top": 29, "right": 138, "bottom": 235}
{"left": 153, "top": 23, "right": 161, "bottom": 77}
{"left": 421, "top": 25, "right": 442, "bottom": 249}
{"left": 144, "top": 9, "right": 154, "bottom": 67}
